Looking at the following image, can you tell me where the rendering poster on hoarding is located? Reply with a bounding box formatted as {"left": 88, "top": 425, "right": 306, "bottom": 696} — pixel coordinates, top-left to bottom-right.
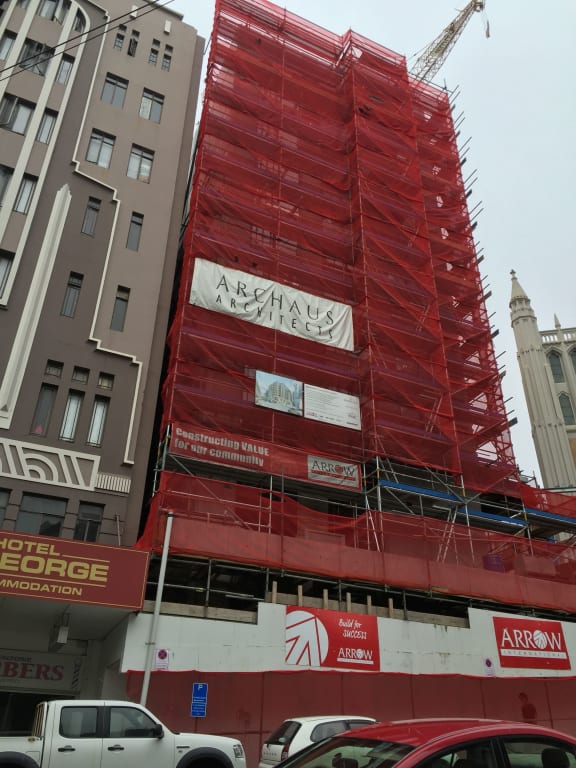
{"left": 255, "top": 371, "right": 303, "bottom": 415}
{"left": 254, "top": 370, "right": 362, "bottom": 431}
{"left": 189, "top": 258, "right": 354, "bottom": 350}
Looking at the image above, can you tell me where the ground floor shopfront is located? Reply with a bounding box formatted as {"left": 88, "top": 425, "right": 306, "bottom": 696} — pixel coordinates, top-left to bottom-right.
{"left": 120, "top": 602, "right": 576, "bottom": 768}
{"left": 0, "top": 530, "right": 149, "bottom": 732}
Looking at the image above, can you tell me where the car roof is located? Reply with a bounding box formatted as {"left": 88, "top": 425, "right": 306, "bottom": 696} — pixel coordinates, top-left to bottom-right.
{"left": 285, "top": 716, "right": 376, "bottom": 724}
{"left": 333, "top": 718, "right": 575, "bottom": 746}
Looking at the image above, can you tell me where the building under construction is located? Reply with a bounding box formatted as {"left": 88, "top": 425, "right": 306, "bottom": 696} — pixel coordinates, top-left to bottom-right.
{"left": 129, "top": 0, "right": 576, "bottom": 755}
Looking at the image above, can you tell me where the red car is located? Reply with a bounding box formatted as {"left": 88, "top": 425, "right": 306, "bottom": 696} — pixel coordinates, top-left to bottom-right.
{"left": 275, "top": 719, "right": 576, "bottom": 768}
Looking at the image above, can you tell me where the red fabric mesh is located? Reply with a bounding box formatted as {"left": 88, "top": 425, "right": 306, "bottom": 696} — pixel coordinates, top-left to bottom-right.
{"left": 144, "top": 0, "right": 576, "bottom": 596}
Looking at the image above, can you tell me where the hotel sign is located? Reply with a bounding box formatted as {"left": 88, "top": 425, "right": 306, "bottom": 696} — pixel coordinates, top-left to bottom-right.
{"left": 0, "top": 532, "right": 149, "bottom": 609}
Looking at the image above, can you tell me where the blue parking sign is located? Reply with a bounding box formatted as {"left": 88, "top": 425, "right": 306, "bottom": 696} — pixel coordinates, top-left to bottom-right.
{"left": 191, "top": 682, "right": 208, "bottom": 717}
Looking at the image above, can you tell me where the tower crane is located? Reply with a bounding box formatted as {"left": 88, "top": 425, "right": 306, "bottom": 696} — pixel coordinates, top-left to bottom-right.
{"left": 410, "top": 1, "right": 487, "bottom": 82}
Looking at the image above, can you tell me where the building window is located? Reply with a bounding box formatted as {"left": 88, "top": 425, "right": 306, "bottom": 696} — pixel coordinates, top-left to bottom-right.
{"left": 101, "top": 73, "right": 128, "bottom": 108}
{"left": 148, "top": 47, "right": 158, "bottom": 65}
{"left": 18, "top": 38, "right": 53, "bottom": 75}
{"left": 59, "top": 390, "right": 83, "bottom": 441}
{"left": 17, "top": 494, "right": 66, "bottom": 537}
{"left": 86, "top": 129, "right": 115, "bottom": 168}
{"left": 127, "top": 31, "right": 139, "bottom": 57}
{"left": 36, "top": 108, "right": 57, "bottom": 143}
{"left": 0, "top": 94, "right": 34, "bottom": 134}
{"left": 87, "top": 396, "right": 109, "bottom": 446}
{"left": 45, "top": 359, "right": 63, "bottom": 377}
{"left": 61, "top": 271, "right": 83, "bottom": 317}
{"left": 37, "top": 0, "right": 57, "bottom": 17}
{"left": 0, "top": 249, "right": 13, "bottom": 299}
{"left": 110, "top": 286, "right": 130, "bottom": 331}
{"left": 71, "top": 366, "right": 89, "bottom": 383}
{"left": 37, "top": 0, "right": 69, "bottom": 21}
{"left": 81, "top": 196, "right": 100, "bottom": 235}
{"left": 139, "top": 89, "right": 163, "bottom": 122}
{"left": 13, "top": 174, "right": 37, "bottom": 214}
{"left": 161, "top": 53, "right": 171, "bottom": 71}
{"left": 74, "top": 502, "right": 103, "bottom": 542}
{"left": 30, "top": 384, "right": 57, "bottom": 436}
{"left": 73, "top": 10, "right": 85, "bottom": 32}
{"left": 548, "top": 351, "right": 565, "bottom": 383}
{"left": 0, "top": 489, "right": 8, "bottom": 527}
{"left": 0, "top": 165, "right": 12, "bottom": 206}
{"left": 98, "top": 372, "right": 114, "bottom": 390}
{"left": 126, "top": 212, "right": 143, "bottom": 250}
{"left": 127, "top": 145, "right": 154, "bottom": 182}
{"left": 0, "top": 31, "right": 16, "bottom": 60}
{"left": 560, "top": 393, "right": 576, "bottom": 425}
{"left": 570, "top": 349, "right": 576, "bottom": 377}
{"left": 114, "top": 32, "right": 124, "bottom": 50}
{"left": 55, "top": 54, "right": 74, "bottom": 84}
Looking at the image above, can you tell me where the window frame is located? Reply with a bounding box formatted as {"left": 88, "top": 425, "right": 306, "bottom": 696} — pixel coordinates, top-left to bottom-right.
{"left": 55, "top": 54, "right": 74, "bottom": 84}
{"left": 139, "top": 89, "right": 164, "bottom": 122}
{"left": 126, "top": 212, "right": 143, "bottom": 251}
{"left": 87, "top": 396, "right": 109, "bottom": 446}
{"left": 30, "top": 384, "right": 57, "bottom": 436}
{"left": 0, "top": 165, "right": 12, "bottom": 207}
{"left": 74, "top": 502, "right": 103, "bottom": 542}
{"left": 0, "top": 249, "right": 13, "bottom": 299}
{"left": 86, "top": 129, "right": 115, "bottom": 168}
{"left": 13, "top": 174, "right": 37, "bottom": 214}
{"left": 17, "top": 493, "right": 66, "bottom": 537}
{"left": 59, "top": 389, "right": 84, "bottom": 441}
{"left": 101, "top": 73, "right": 128, "bottom": 108}
{"left": 18, "top": 38, "right": 53, "bottom": 75}
{"left": 36, "top": 108, "right": 57, "bottom": 143}
{"left": 0, "top": 31, "right": 16, "bottom": 61}
{"left": 61, "top": 271, "right": 83, "bottom": 317}
{"left": 81, "top": 196, "right": 101, "bottom": 236}
{"left": 0, "top": 94, "right": 34, "bottom": 135}
{"left": 127, "top": 145, "right": 154, "bottom": 182}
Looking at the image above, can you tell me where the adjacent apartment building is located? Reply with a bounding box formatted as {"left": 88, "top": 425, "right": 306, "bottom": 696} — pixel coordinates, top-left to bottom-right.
{"left": 0, "top": 0, "right": 203, "bottom": 728}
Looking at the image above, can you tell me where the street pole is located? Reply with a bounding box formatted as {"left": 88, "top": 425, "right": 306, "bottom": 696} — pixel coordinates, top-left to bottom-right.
{"left": 140, "top": 512, "right": 174, "bottom": 706}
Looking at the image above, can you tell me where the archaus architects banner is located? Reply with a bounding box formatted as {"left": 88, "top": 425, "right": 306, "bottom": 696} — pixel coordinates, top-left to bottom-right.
{"left": 190, "top": 258, "right": 354, "bottom": 350}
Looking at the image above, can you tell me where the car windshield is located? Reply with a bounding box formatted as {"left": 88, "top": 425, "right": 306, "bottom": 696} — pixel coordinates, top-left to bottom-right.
{"left": 280, "top": 736, "right": 414, "bottom": 768}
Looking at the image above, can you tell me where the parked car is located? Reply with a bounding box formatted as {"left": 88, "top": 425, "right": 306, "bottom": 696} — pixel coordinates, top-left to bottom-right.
{"left": 271, "top": 718, "right": 576, "bottom": 768}
{"left": 0, "top": 698, "right": 247, "bottom": 768}
{"left": 259, "top": 716, "right": 377, "bottom": 768}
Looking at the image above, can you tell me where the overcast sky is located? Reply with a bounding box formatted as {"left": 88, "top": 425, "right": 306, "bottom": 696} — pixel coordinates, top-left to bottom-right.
{"left": 166, "top": 0, "right": 576, "bottom": 484}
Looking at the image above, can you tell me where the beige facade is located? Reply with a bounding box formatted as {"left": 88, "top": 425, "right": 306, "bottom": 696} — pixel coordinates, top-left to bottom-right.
{"left": 0, "top": 0, "right": 204, "bottom": 724}
{"left": 0, "top": 0, "right": 204, "bottom": 543}
{"left": 510, "top": 271, "right": 576, "bottom": 491}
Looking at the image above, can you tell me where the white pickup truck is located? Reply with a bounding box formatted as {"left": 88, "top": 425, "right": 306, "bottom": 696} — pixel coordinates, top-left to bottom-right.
{"left": 0, "top": 699, "right": 247, "bottom": 768}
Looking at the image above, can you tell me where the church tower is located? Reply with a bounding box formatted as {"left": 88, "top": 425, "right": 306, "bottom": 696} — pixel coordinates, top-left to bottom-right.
{"left": 510, "top": 271, "right": 576, "bottom": 490}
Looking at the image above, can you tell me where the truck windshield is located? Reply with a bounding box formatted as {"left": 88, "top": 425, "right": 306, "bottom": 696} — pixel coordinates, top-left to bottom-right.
{"left": 279, "top": 736, "right": 414, "bottom": 768}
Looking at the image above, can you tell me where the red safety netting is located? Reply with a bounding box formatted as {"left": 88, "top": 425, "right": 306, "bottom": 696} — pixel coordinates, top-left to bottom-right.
{"left": 147, "top": 0, "right": 576, "bottom": 581}
{"left": 138, "top": 471, "right": 576, "bottom": 614}
{"left": 163, "top": 0, "right": 517, "bottom": 485}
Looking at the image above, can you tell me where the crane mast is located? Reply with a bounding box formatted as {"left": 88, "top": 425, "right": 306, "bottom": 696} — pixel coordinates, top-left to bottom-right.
{"left": 410, "top": 1, "right": 485, "bottom": 81}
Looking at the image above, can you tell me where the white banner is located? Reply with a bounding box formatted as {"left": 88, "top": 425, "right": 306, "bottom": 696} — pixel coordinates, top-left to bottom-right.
{"left": 304, "top": 384, "right": 362, "bottom": 430}
{"left": 190, "top": 259, "right": 354, "bottom": 351}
